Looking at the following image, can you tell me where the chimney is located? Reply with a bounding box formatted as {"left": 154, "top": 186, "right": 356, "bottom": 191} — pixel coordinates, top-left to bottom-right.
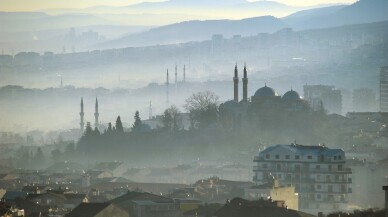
{"left": 383, "top": 186, "right": 388, "bottom": 217}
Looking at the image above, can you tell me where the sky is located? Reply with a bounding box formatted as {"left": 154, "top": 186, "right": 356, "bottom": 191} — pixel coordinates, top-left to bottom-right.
{"left": 0, "top": 0, "right": 358, "bottom": 11}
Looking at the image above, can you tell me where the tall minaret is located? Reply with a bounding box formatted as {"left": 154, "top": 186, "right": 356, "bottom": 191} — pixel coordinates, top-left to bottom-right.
{"left": 60, "top": 77, "right": 63, "bottom": 89}
{"left": 175, "top": 64, "right": 178, "bottom": 84}
{"left": 242, "top": 64, "right": 248, "bottom": 102}
{"left": 80, "top": 98, "right": 85, "bottom": 131}
{"left": 233, "top": 64, "right": 239, "bottom": 102}
{"left": 94, "top": 97, "right": 99, "bottom": 129}
{"left": 149, "top": 100, "right": 153, "bottom": 120}
{"left": 166, "top": 69, "right": 170, "bottom": 107}
{"left": 183, "top": 64, "right": 186, "bottom": 83}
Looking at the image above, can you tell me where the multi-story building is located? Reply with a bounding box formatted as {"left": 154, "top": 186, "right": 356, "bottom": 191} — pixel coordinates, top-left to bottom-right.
{"left": 304, "top": 85, "right": 342, "bottom": 115}
{"left": 352, "top": 88, "right": 377, "bottom": 112}
{"left": 253, "top": 144, "right": 352, "bottom": 214}
{"left": 380, "top": 66, "right": 388, "bottom": 112}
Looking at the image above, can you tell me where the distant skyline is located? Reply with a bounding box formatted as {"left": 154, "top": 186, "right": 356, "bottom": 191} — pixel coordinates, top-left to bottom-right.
{"left": 0, "top": 0, "right": 357, "bottom": 12}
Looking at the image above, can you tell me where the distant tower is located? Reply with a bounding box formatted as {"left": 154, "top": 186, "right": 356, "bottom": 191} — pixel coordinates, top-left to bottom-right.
{"left": 60, "top": 77, "right": 63, "bottom": 89}
{"left": 94, "top": 97, "right": 99, "bottom": 128}
{"left": 166, "top": 69, "right": 170, "bottom": 107}
{"left": 233, "top": 64, "right": 239, "bottom": 102}
{"left": 242, "top": 64, "right": 248, "bottom": 102}
{"left": 183, "top": 64, "right": 186, "bottom": 83}
{"left": 80, "top": 98, "right": 85, "bottom": 131}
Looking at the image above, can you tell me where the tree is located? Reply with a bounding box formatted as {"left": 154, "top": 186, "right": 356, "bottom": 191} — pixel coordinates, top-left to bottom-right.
{"left": 132, "top": 111, "right": 142, "bottom": 131}
{"left": 184, "top": 91, "right": 220, "bottom": 129}
{"left": 51, "top": 149, "right": 62, "bottom": 162}
{"left": 65, "top": 142, "right": 76, "bottom": 155}
{"left": 107, "top": 122, "right": 112, "bottom": 133}
{"left": 162, "top": 105, "right": 180, "bottom": 132}
{"left": 116, "top": 116, "right": 124, "bottom": 133}
{"left": 33, "top": 147, "right": 45, "bottom": 168}
{"left": 35, "top": 147, "right": 44, "bottom": 160}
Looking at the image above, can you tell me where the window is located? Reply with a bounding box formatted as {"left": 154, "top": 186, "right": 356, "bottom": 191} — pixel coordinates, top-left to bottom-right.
{"left": 263, "top": 164, "right": 268, "bottom": 169}
{"left": 317, "top": 194, "right": 321, "bottom": 199}
{"left": 285, "top": 155, "right": 290, "bottom": 160}
{"left": 295, "top": 155, "right": 300, "bottom": 160}
{"left": 307, "top": 155, "right": 312, "bottom": 159}
{"left": 275, "top": 155, "right": 279, "bottom": 159}
{"left": 315, "top": 165, "right": 320, "bottom": 170}
{"left": 266, "top": 154, "right": 270, "bottom": 159}
{"left": 338, "top": 155, "right": 342, "bottom": 160}
{"left": 286, "top": 174, "right": 291, "bottom": 180}
{"left": 338, "top": 165, "right": 343, "bottom": 171}
{"left": 317, "top": 185, "right": 321, "bottom": 190}
{"left": 277, "top": 164, "right": 281, "bottom": 171}
{"left": 334, "top": 156, "right": 337, "bottom": 160}
{"left": 277, "top": 174, "right": 282, "bottom": 179}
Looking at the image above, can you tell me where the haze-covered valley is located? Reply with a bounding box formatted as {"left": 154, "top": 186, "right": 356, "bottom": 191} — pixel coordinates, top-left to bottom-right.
{"left": 1, "top": 0, "right": 388, "bottom": 215}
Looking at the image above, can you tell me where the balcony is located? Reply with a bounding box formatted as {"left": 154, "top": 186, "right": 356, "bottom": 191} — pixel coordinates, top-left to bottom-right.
{"left": 252, "top": 165, "right": 352, "bottom": 175}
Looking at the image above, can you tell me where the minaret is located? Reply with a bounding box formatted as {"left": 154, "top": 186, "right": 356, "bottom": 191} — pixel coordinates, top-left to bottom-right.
{"left": 183, "top": 64, "right": 186, "bottom": 83}
{"left": 166, "top": 69, "right": 170, "bottom": 107}
{"left": 80, "top": 98, "right": 85, "bottom": 131}
{"left": 175, "top": 64, "right": 178, "bottom": 84}
{"left": 61, "top": 77, "right": 63, "bottom": 89}
{"left": 242, "top": 64, "right": 248, "bottom": 102}
{"left": 233, "top": 64, "right": 239, "bottom": 102}
{"left": 94, "top": 97, "right": 99, "bottom": 129}
{"left": 149, "top": 100, "right": 153, "bottom": 120}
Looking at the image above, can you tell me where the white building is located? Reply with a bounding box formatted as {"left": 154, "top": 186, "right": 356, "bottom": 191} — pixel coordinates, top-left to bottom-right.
{"left": 253, "top": 144, "right": 352, "bottom": 214}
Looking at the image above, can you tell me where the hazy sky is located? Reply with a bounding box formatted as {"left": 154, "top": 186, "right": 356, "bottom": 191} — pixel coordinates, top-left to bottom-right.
{"left": 0, "top": 0, "right": 357, "bottom": 11}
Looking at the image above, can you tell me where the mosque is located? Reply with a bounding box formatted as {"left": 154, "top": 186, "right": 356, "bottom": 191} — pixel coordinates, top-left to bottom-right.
{"left": 219, "top": 65, "right": 311, "bottom": 131}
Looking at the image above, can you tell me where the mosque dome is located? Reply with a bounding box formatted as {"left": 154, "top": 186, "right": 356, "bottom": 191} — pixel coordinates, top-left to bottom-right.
{"left": 282, "top": 90, "right": 301, "bottom": 101}
{"left": 220, "top": 100, "right": 239, "bottom": 109}
{"left": 254, "top": 85, "right": 278, "bottom": 97}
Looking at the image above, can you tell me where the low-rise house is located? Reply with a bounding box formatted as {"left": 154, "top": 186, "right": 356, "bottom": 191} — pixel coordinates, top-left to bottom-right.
{"left": 1, "top": 191, "right": 27, "bottom": 203}
{"left": 244, "top": 178, "right": 299, "bottom": 210}
{"left": 14, "top": 198, "right": 49, "bottom": 217}
{"left": 214, "top": 198, "right": 316, "bottom": 217}
{"left": 22, "top": 185, "right": 51, "bottom": 194}
{"left": 111, "top": 191, "right": 182, "bottom": 217}
{"left": 194, "top": 177, "right": 252, "bottom": 202}
{"left": 0, "top": 202, "right": 12, "bottom": 217}
{"left": 65, "top": 202, "right": 128, "bottom": 217}
{"left": 94, "top": 162, "right": 128, "bottom": 178}
{"left": 64, "top": 194, "right": 88, "bottom": 209}
{"left": 0, "top": 189, "right": 6, "bottom": 200}
{"left": 176, "top": 199, "right": 204, "bottom": 213}
{"left": 0, "top": 174, "right": 16, "bottom": 181}
{"left": 26, "top": 190, "right": 87, "bottom": 210}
